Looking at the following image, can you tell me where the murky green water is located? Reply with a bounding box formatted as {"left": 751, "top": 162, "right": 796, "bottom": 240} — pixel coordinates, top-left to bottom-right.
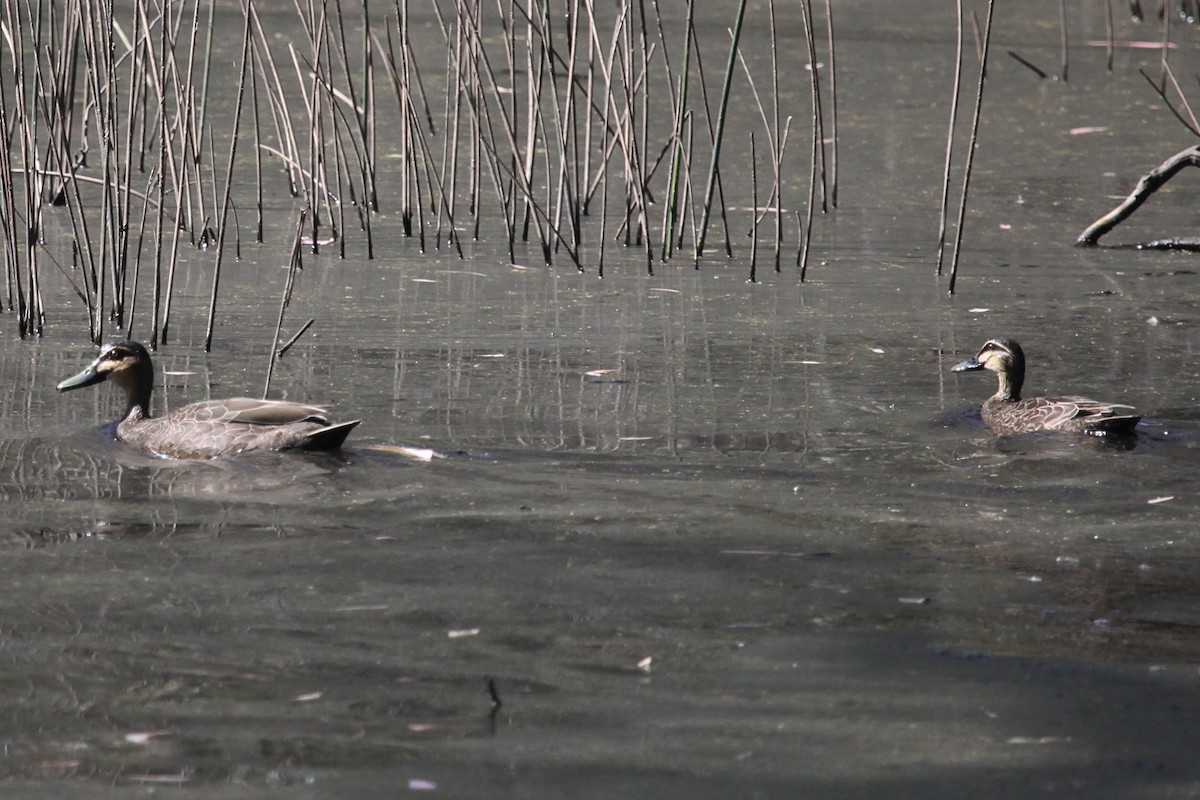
{"left": 5, "top": 1, "right": 1200, "bottom": 797}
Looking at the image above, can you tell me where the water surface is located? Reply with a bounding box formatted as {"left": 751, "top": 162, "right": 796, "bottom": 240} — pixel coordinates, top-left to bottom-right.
{"left": 5, "top": 2, "right": 1200, "bottom": 797}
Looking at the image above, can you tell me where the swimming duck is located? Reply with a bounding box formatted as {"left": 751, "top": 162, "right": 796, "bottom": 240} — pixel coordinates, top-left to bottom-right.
{"left": 951, "top": 337, "right": 1140, "bottom": 436}
{"left": 57, "top": 341, "right": 360, "bottom": 458}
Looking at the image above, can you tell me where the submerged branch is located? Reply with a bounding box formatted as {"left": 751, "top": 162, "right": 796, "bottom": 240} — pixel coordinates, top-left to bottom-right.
{"left": 1076, "top": 145, "right": 1200, "bottom": 246}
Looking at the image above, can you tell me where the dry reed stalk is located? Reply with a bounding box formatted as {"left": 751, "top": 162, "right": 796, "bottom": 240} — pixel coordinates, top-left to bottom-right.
{"left": 43, "top": 0, "right": 82, "bottom": 207}
{"left": 126, "top": 171, "right": 155, "bottom": 341}
{"left": 535, "top": 0, "right": 583, "bottom": 258}
{"left": 734, "top": 23, "right": 790, "bottom": 274}
{"left": 635, "top": 0, "right": 652, "bottom": 260}
{"left": 581, "top": 0, "right": 596, "bottom": 218}
{"left": 363, "top": 2, "right": 378, "bottom": 215}
{"left": 150, "top": 1, "right": 169, "bottom": 346}
{"left": 768, "top": 0, "right": 782, "bottom": 270}
{"left": 248, "top": 4, "right": 302, "bottom": 196}
{"left": 935, "top": 0, "right": 964, "bottom": 276}
{"left": 694, "top": 0, "right": 746, "bottom": 259}
{"left": 822, "top": 0, "right": 838, "bottom": 207}
{"left": 251, "top": 40, "right": 264, "bottom": 243}
{"left": 561, "top": 0, "right": 584, "bottom": 250}
{"left": 618, "top": 7, "right": 634, "bottom": 251}
{"left": 585, "top": 3, "right": 652, "bottom": 270}
{"left": 1058, "top": 0, "right": 1068, "bottom": 81}
{"left": 204, "top": 5, "right": 253, "bottom": 351}
{"left": 456, "top": 1, "right": 566, "bottom": 264}
{"left": 796, "top": 0, "right": 821, "bottom": 278}
{"left": 594, "top": 2, "right": 621, "bottom": 276}
{"left": 1159, "top": 0, "right": 1170, "bottom": 90}
{"left": 749, "top": 132, "right": 757, "bottom": 282}
{"left": 684, "top": 26, "right": 731, "bottom": 260}
{"left": 681, "top": 112, "right": 699, "bottom": 254}
{"left": 379, "top": 24, "right": 418, "bottom": 242}
{"left": 435, "top": 17, "right": 464, "bottom": 244}
{"left": 660, "top": 0, "right": 694, "bottom": 261}
{"left": 1105, "top": 0, "right": 1114, "bottom": 73}
{"left": 378, "top": 24, "right": 464, "bottom": 257}
{"left": 521, "top": 4, "right": 542, "bottom": 249}
{"left": 264, "top": 209, "right": 307, "bottom": 399}
{"left": 331, "top": 0, "right": 372, "bottom": 216}
{"left": 111, "top": 1, "right": 152, "bottom": 331}
{"left": 799, "top": 0, "right": 827, "bottom": 214}
{"left": 947, "top": 0, "right": 997, "bottom": 295}
{"left": 0, "top": 0, "right": 29, "bottom": 330}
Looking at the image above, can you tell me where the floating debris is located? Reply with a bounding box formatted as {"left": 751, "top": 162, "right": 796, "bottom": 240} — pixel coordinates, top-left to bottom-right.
{"left": 720, "top": 549, "right": 830, "bottom": 558}
{"left": 364, "top": 444, "right": 442, "bottom": 462}
{"left": 1084, "top": 40, "right": 1177, "bottom": 49}
{"left": 128, "top": 773, "right": 190, "bottom": 784}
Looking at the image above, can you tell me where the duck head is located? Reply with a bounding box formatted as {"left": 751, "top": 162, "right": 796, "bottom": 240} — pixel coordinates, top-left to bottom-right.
{"left": 57, "top": 341, "right": 155, "bottom": 417}
{"left": 951, "top": 337, "right": 1026, "bottom": 401}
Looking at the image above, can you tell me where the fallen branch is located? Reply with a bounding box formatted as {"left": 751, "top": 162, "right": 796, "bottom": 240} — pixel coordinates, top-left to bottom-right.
{"left": 1076, "top": 145, "right": 1200, "bottom": 247}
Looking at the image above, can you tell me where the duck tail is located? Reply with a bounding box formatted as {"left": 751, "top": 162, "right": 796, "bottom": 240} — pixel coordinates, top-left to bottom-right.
{"left": 1089, "top": 414, "right": 1141, "bottom": 436}
{"left": 301, "top": 420, "right": 361, "bottom": 450}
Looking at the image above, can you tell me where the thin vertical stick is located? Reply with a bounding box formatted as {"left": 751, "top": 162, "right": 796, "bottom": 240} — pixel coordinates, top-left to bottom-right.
{"left": 947, "top": 0, "right": 997, "bottom": 295}
{"left": 0, "top": 0, "right": 26, "bottom": 325}
{"left": 1159, "top": 0, "right": 1170, "bottom": 90}
{"left": 1105, "top": 0, "right": 1114, "bottom": 73}
{"left": 685, "top": 26, "right": 733, "bottom": 259}
{"left": 797, "top": 0, "right": 820, "bottom": 279}
{"left": 749, "top": 132, "right": 757, "bottom": 283}
{"left": 799, "top": 0, "right": 827, "bottom": 213}
{"left": 265, "top": 210, "right": 307, "bottom": 399}
{"left": 766, "top": 0, "right": 783, "bottom": 270}
{"left": 1058, "top": 0, "right": 1068, "bottom": 82}
{"left": 823, "top": 0, "right": 838, "bottom": 207}
{"left": 204, "top": 5, "right": 253, "bottom": 351}
{"left": 251, "top": 38, "right": 264, "bottom": 244}
{"left": 694, "top": 0, "right": 747, "bottom": 259}
{"left": 935, "top": 0, "right": 964, "bottom": 275}
{"left": 126, "top": 172, "right": 156, "bottom": 342}
{"left": 661, "top": 0, "right": 695, "bottom": 261}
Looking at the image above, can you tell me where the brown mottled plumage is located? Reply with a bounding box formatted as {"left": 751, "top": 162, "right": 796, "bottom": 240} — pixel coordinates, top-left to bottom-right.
{"left": 951, "top": 337, "right": 1140, "bottom": 436}
{"left": 57, "top": 341, "right": 359, "bottom": 458}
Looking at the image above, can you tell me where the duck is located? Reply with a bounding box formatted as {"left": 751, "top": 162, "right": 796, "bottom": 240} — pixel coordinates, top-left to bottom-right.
{"left": 56, "top": 340, "right": 360, "bottom": 458}
{"left": 950, "top": 337, "right": 1140, "bottom": 436}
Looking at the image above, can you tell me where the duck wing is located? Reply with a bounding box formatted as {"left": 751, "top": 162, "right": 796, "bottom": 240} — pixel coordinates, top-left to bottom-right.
{"left": 1019, "top": 395, "right": 1138, "bottom": 432}
{"left": 169, "top": 398, "right": 331, "bottom": 427}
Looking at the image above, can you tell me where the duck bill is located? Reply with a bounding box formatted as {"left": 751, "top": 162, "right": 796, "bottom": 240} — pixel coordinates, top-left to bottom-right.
{"left": 951, "top": 357, "right": 984, "bottom": 373}
{"left": 56, "top": 360, "right": 104, "bottom": 392}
